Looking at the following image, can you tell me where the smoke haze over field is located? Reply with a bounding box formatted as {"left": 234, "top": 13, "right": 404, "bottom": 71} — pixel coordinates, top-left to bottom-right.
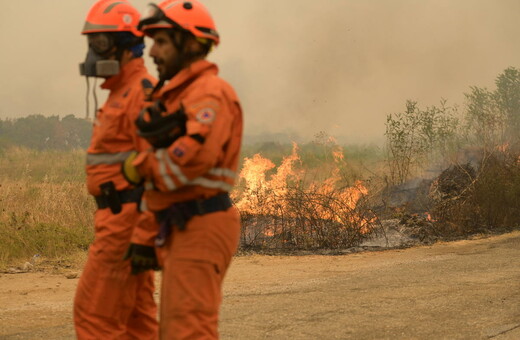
{"left": 1, "top": 0, "right": 519, "bottom": 144}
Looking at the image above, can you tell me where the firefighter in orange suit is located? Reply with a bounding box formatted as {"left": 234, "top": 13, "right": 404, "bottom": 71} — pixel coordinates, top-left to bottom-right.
{"left": 122, "top": 0, "right": 243, "bottom": 338}
{"left": 74, "top": 1, "right": 159, "bottom": 339}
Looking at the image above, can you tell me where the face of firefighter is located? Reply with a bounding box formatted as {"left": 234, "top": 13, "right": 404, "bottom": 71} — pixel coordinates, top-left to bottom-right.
{"left": 148, "top": 29, "right": 204, "bottom": 81}
{"left": 149, "top": 29, "right": 181, "bottom": 81}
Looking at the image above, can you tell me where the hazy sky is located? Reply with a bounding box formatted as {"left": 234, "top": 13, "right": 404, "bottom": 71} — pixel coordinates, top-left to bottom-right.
{"left": 1, "top": 0, "right": 519, "bottom": 144}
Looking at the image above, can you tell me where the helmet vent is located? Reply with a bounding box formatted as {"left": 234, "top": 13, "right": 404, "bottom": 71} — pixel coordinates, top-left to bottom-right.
{"left": 183, "top": 2, "right": 193, "bottom": 10}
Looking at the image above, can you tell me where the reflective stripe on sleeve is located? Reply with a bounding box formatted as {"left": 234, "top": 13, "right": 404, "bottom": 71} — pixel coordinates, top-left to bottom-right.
{"left": 208, "top": 168, "right": 237, "bottom": 179}
{"left": 155, "top": 149, "right": 177, "bottom": 191}
{"left": 150, "top": 150, "right": 236, "bottom": 192}
{"left": 189, "top": 177, "right": 233, "bottom": 192}
{"left": 86, "top": 151, "right": 134, "bottom": 166}
{"left": 140, "top": 199, "right": 148, "bottom": 212}
{"left": 163, "top": 150, "right": 189, "bottom": 184}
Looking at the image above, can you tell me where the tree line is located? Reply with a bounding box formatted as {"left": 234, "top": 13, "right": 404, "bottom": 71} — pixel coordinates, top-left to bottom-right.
{"left": 0, "top": 115, "right": 92, "bottom": 150}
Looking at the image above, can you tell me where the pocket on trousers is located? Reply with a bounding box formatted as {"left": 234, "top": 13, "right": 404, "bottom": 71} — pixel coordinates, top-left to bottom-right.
{"left": 87, "top": 256, "right": 136, "bottom": 320}
{"left": 165, "top": 258, "right": 222, "bottom": 317}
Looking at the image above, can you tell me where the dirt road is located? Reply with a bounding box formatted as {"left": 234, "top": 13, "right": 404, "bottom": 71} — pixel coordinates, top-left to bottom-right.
{"left": 1, "top": 231, "right": 519, "bottom": 339}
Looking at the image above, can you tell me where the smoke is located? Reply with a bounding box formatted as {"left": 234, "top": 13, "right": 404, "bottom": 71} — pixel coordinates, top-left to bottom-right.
{"left": 209, "top": 0, "right": 520, "bottom": 143}
{"left": 1, "top": 0, "right": 519, "bottom": 143}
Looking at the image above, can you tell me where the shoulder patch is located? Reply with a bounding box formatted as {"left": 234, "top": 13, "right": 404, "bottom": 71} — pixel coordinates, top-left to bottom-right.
{"left": 196, "top": 107, "right": 216, "bottom": 124}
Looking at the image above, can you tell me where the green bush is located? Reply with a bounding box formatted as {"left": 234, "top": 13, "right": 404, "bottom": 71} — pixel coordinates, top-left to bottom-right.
{"left": 463, "top": 67, "right": 520, "bottom": 149}
{"left": 385, "top": 100, "right": 459, "bottom": 185}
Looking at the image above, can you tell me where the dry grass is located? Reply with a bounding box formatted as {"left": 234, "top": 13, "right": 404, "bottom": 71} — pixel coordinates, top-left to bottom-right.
{"left": 0, "top": 147, "right": 94, "bottom": 269}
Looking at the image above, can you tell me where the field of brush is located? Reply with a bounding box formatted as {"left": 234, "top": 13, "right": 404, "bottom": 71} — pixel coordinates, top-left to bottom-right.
{"left": 2, "top": 134, "right": 520, "bottom": 271}
{"left": 0, "top": 142, "right": 385, "bottom": 270}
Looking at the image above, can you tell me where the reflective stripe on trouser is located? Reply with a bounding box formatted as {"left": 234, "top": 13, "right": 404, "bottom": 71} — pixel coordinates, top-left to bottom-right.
{"left": 159, "top": 207, "right": 241, "bottom": 340}
{"left": 74, "top": 203, "right": 158, "bottom": 340}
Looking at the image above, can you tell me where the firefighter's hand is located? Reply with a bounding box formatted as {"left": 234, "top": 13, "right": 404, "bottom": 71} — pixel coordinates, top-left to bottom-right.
{"left": 122, "top": 151, "right": 143, "bottom": 185}
{"left": 123, "top": 243, "right": 160, "bottom": 275}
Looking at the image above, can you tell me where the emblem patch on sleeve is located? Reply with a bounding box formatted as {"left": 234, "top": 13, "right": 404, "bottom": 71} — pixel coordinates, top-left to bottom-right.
{"left": 173, "top": 146, "right": 185, "bottom": 158}
{"left": 141, "top": 79, "right": 155, "bottom": 101}
{"left": 196, "top": 108, "right": 216, "bottom": 124}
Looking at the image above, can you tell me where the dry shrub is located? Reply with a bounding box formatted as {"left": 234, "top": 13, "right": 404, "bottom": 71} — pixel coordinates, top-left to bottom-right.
{"left": 234, "top": 142, "right": 380, "bottom": 250}
{"left": 237, "top": 179, "right": 378, "bottom": 250}
{"left": 472, "top": 151, "right": 520, "bottom": 227}
{"left": 430, "top": 149, "right": 520, "bottom": 234}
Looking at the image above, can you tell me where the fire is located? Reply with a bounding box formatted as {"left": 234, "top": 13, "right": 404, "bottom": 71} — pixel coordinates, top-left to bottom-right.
{"left": 496, "top": 143, "right": 509, "bottom": 153}
{"left": 234, "top": 142, "right": 300, "bottom": 213}
{"left": 332, "top": 149, "right": 344, "bottom": 162}
{"left": 233, "top": 142, "right": 374, "bottom": 236}
{"left": 237, "top": 154, "right": 275, "bottom": 194}
{"left": 268, "top": 142, "right": 301, "bottom": 194}
{"left": 425, "top": 212, "right": 436, "bottom": 222}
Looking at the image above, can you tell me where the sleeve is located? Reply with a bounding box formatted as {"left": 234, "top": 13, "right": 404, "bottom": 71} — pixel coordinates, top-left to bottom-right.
{"left": 126, "top": 79, "right": 155, "bottom": 153}
{"left": 133, "top": 91, "right": 234, "bottom": 192}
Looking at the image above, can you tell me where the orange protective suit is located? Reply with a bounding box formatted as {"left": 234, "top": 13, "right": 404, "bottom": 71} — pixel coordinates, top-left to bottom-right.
{"left": 133, "top": 59, "right": 243, "bottom": 339}
{"left": 74, "top": 58, "right": 159, "bottom": 340}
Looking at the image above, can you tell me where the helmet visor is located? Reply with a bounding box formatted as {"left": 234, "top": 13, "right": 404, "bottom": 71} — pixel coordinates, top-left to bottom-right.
{"left": 87, "top": 33, "right": 115, "bottom": 55}
{"left": 138, "top": 3, "right": 182, "bottom": 31}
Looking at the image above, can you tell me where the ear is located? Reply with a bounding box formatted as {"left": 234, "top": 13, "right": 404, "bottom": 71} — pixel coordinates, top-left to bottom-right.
{"left": 185, "top": 36, "right": 205, "bottom": 55}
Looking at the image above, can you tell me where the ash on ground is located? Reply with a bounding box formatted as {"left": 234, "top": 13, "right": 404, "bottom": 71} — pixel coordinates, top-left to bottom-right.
{"left": 360, "top": 215, "right": 438, "bottom": 251}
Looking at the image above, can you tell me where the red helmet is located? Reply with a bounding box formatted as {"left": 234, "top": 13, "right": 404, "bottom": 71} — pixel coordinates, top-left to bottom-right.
{"left": 82, "top": 0, "right": 143, "bottom": 37}
{"left": 139, "top": 0, "right": 219, "bottom": 45}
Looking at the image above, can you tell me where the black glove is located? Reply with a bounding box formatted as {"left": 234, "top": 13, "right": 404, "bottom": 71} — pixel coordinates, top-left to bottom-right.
{"left": 135, "top": 101, "right": 187, "bottom": 149}
{"left": 123, "top": 243, "right": 160, "bottom": 275}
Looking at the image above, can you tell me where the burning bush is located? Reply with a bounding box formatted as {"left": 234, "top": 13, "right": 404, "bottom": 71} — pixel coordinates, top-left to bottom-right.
{"left": 232, "top": 142, "right": 379, "bottom": 250}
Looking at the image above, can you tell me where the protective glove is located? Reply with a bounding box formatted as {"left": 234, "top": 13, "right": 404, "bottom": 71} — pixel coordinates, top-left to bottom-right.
{"left": 123, "top": 243, "right": 160, "bottom": 275}
{"left": 122, "top": 151, "right": 143, "bottom": 185}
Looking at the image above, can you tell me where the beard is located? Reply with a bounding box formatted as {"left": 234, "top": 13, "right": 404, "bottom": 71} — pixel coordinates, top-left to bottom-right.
{"left": 154, "top": 57, "right": 183, "bottom": 82}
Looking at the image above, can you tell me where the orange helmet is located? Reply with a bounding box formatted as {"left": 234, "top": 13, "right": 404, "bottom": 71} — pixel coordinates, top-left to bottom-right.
{"left": 82, "top": 0, "right": 143, "bottom": 37}
{"left": 139, "top": 0, "right": 219, "bottom": 45}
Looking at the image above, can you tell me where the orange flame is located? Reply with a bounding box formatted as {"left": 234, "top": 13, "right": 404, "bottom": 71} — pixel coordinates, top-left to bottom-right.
{"left": 497, "top": 143, "right": 509, "bottom": 153}
{"left": 233, "top": 142, "right": 374, "bottom": 234}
